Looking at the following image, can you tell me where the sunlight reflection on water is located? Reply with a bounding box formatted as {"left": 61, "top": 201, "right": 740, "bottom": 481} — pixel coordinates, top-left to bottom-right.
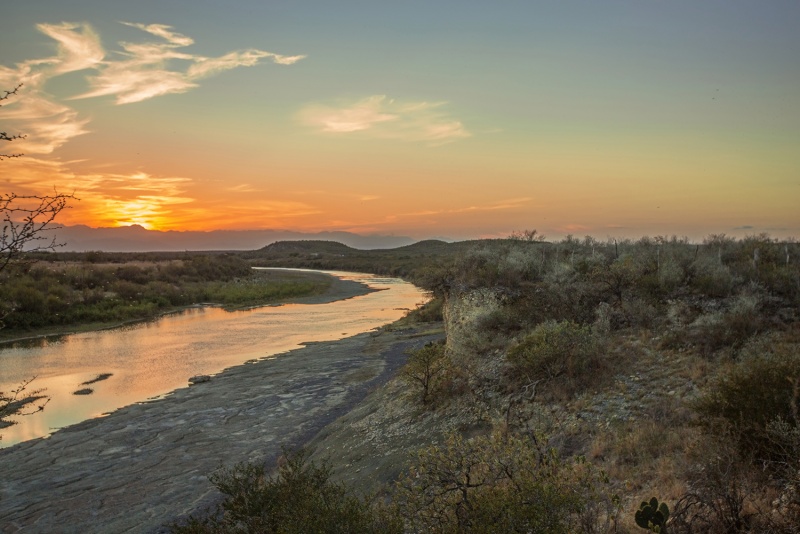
{"left": 0, "top": 271, "right": 427, "bottom": 448}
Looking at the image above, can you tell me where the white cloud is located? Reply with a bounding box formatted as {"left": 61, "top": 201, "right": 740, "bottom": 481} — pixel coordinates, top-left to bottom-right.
{"left": 0, "top": 72, "right": 90, "bottom": 154}
{"left": 0, "top": 21, "right": 304, "bottom": 153}
{"left": 187, "top": 49, "right": 304, "bottom": 79}
{"left": 121, "top": 22, "right": 194, "bottom": 47}
{"left": 298, "top": 95, "right": 471, "bottom": 145}
{"left": 300, "top": 95, "right": 397, "bottom": 133}
{"left": 35, "top": 22, "right": 105, "bottom": 74}
{"left": 69, "top": 22, "right": 305, "bottom": 104}
{"left": 79, "top": 66, "right": 198, "bottom": 104}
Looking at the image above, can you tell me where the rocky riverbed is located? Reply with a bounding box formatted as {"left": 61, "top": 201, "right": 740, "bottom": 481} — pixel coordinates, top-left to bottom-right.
{"left": 0, "top": 277, "right": 439, "bottom": 533}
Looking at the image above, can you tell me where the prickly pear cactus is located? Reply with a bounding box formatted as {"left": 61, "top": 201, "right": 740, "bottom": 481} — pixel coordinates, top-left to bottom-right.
{"left": 635, "top": 497, "right": 669, "bottom": 533}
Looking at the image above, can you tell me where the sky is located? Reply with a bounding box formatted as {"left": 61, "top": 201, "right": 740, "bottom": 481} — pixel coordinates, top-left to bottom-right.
{"left": 1, "top": 1, "right": 798, "bottom": 242}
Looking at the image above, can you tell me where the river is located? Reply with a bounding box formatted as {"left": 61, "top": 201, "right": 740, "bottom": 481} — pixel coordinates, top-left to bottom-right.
{"left": 0, "top": 270, "right": 426, "bottom": 448}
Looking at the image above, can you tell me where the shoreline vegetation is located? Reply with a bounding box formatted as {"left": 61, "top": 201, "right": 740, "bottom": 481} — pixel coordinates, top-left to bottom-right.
{"left": 0, "top": 266, "right": 374, "bottom": 432}
{"left": 0, "top": 260, "right": 372, "bottom": 345}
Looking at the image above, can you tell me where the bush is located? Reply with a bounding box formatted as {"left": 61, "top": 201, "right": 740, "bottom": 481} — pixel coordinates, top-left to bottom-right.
{"left": 410, "top": 295, "right": 444, "bottom": 322}
{"left": 401, "top": 341, "right": 448, "bottom": 405}
{"left": 393, "top": 431, "right": 619, "bottom": 533}
{"left": 689, "top": 256, "right": 736, "bottom": 298}
{"left": 169, "top": 449, "right": 399, "bottom": 533}
{"left": 693, "top": 340, "right": 800, "bottom": 461}
{"left": 670, "top": 437, "right": 757, "bottom": 534}
{"left": 666, "top": 292, "right": 765, "bottom": 356}
{"left": 508, "top": 320, "right": 605, "bottom": 397}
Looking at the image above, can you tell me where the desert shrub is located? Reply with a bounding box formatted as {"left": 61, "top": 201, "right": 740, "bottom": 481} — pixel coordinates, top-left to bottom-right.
{"left": 689, "top": 256, "right": 736, "bottom": 298}
{"left": 409, "top": 295, "right": 444, "bottom": 322}
{"left": 658, "top": 256, "right": 687, "bottom": 295}
{"left": 169, "top": 449, "right": 399, "bottom": 534}
{"left": 693, "top": 340, "right": 800, "bottom": 461}
{"left": 668, "top": 292, "right": 765, "bottom": 355}
{"left": 669, "top": 435, "right": 786, "bottom": 534}
{"left": 589, "top": 254, "right": 644, "bottom": 304}
{"left": 538, "top": 278, "right": 600, "bottom": 325}
{"left": 393, "top": 431, "right": 619, "bottom": 533}
{"left": 593, "top": 302, "right": 613, "bottom": 336}
{"left": 764, "top": 418, "right": 800, "bottom": 527}
{"left": 452, "top": 241, "right": 551, "bottom": 289}
{"left": 671, "top": 412, "right": 800, "bottom": 533}
{"left": 544, "top": 261, "right": 577, "bottom": 286}
{"left": 475, "top": 298, "right": 539, "bottom": 337}
{"left": 619, "top": 297, "right": 660, "bottom": 330}
{"left": 507, "top": 320, "right": 606, "bottom": 397}
{"left": 401, "top": 341, "right": 448, "bottom": 405}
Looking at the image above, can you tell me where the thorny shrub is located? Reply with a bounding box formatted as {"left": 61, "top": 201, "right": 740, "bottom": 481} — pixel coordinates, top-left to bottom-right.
{"left": 507, "top": 320, "right": 607, "bottom": 398}
{"left": 693, "top": 338, "right": 800, "bottom": 461}
{"left": 393, "top": 431, "right": 620, "bottom": 533}
{"left": 169, "top": 449, "right": 400, "bottom": 534}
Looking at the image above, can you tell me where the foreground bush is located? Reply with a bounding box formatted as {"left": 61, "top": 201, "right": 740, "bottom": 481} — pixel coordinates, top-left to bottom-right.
{"left": 169, "top": 449, "right": 399, "bottom": 533}
{"left": 693, "top": 339, "right": 800, "bottom": 462}
{"left": 394, "top": 431, "right": 620, "bottom": 533}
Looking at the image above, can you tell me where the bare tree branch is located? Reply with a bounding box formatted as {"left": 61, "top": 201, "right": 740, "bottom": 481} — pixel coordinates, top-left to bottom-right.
{"left": 1, "top": 191, "right": 76, "bottom": 275}
{"left": 0, "top": 376, "right": 50, "bottom": 426}
{"left": 0, "top": 83, "right": 61, "bottom": 434}
{"left": 0, "top": 83, "right": 25, "bottom": 159}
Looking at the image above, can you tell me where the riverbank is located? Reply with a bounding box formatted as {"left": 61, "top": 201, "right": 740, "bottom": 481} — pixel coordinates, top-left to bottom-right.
{"left": 0, "top": 314, "right": 441, "bottom": 532}
{"left": 0, "top": 269, "right": 372, "bottom": 346}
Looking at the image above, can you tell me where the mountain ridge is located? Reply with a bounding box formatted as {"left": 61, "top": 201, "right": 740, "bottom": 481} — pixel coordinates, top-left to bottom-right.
{"left": 51, "top": 224, "right": 418, "bottom": 252}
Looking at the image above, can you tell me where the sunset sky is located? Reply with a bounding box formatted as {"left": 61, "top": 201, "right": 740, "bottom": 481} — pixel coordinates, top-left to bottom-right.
{"left": 1, "top": 1, "right": 798, "bottom": 241}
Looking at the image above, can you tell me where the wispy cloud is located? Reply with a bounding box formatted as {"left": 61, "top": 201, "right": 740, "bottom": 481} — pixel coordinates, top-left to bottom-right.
{"left": 123, "top": 22, "right": 194, "bottom": 47}
{"left": 0, "top": 73, "right": 90, "bottom": 154}
{"left": 72, "top": 21, "right": 306, "bottom": 104}
{"left": 298, "top": 95, "right": 470, "bottom": 145}
{"left": 0, "top": 21, "right": 305, "bottom": 155}
{"left": 35, "top": 22, "right": 105, "bottom": 74}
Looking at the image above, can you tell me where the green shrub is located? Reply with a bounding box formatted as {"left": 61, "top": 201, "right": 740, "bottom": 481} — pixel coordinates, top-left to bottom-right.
{"left": 694, "top": 340, "right": 800, "bottom": 461}
{"left": 689, "top": 256, "right": 736, "bottom": 298}
{"left": 169, "top": 449, "right": 399, "bottom": 533}
{"left": 410, "top": 295, "right": 444, "bottom": 322}
{"left": 665, "top": 292, "right": 765, "bottom": 356}
{"left": 393, "top": 431, "right": 619, "bottom": 533}
{"left": 401, "top": 341, "right": 448, "bottom": 405}
{"left": 508, "top": 320, "right": 605, "bottom": 396}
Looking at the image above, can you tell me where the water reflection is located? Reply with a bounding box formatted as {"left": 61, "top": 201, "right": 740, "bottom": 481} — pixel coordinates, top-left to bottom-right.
{"left": 0, "top": 271, "right": 427, "bottom": 448}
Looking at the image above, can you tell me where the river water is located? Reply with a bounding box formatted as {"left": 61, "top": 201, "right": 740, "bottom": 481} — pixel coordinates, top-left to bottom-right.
{"left": 0, "top": 270, "right": 427, "bottom": 448}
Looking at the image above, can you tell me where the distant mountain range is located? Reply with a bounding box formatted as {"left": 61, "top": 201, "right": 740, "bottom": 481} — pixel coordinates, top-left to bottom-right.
{"left": 51, "top": 224, "right": 417, "bottom": 252}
